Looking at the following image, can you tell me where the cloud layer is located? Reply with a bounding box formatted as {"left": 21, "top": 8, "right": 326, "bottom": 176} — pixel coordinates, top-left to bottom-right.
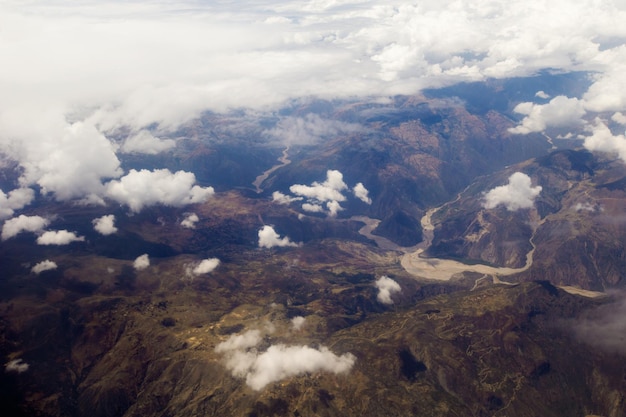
{"left": 483, "top": 172, "right": 542, "bottom": 211}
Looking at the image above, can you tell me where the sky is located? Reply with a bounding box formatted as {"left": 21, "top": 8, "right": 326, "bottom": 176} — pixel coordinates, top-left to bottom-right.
{"left": 2, "top": 0, "right": 626, "bottom": 210}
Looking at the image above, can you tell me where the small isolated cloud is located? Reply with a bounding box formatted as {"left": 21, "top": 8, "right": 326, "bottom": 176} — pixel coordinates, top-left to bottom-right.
{"left": 583, "top": 119, "right": 626, "bottom": 163}
{"left": 0, "top": 187, "right": 35, "bottom": 220}
{"left": 181, "top": 212, "right": 199, "bottom": 229}
{"left": 1, "top": 215, "right": 49, "bottom": 240}
{"left": 302, "top": 203, "right": 325, "bottom": 213}
{"left": 573, "top": 293, "right": 626, "bottom": 354}
{"left": 133, "top": 254, "right": 150, "bottom": 270}
{"left": 31, "top": 259, "right": 58, "bottom": 274}
{"left": 105, "top": 169, "right": 214, "bottom": 212}
{"left": 216, "top": 329, "right": 355, "bottom": 390}
{"left": 272, "top": 191, "right": 302, "bottom": 205}
{"left": 535, "top": 91, "right": 550, "bottom": 99}
{"left": 290, "top": 170, "right": 348, "bottom": 203}
{"left": 611, "top": 112, "right": 626, "bottom": 125}
{"left": 120, "top": 130, "right": 176, "bottom": 154}
{"left": 258, "top": 225, "right": 300, "bottom": 249}
{"left": 483, "top": 172, "right": 542, "bottom": 211}
{"left": 353, "top": 182, "right": 372, "bottom": 204}
{"left": 375, "top": 276, "right": 402, "bottom": 304}
{"left": 192, "top": 258, "right": 220, "bottom": 275}
{"left": 264, "top": 114, "right": 362, "bottom": 145}
{"left": 573, "top": 202, "right": 598, "bottom": 212}
{"left": 5, "top": 359, "right": 29, "bottom": 374}
{"left": 509, "top": 96, "right": 585, "bottom": 134}
{"left": 326, "top": 200, "right": 344, "bottom": 217}
{"left": 291, "top": 316, "right": 306, "bottom": 331}
{"left": 36, "top": 230, "right": 85, "bottom": 245}
{"left": 92, "top": 214, "right": 117, "bottom": 235}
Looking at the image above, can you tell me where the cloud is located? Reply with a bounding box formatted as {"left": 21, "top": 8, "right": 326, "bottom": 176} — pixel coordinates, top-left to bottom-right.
{"left": 509, "top": 96, "right": 586, "bottom": 134}
{"left": 258, "top": 225, "right": 300, "bottom": 249}
{"left": 573, "top": 292, "right": 626, "bottom": 354}
{"left": 291, "top": 316, "right": 306, "bottom": 331}
{"left": 264, "top": 114, "right": 362, "bottom": 145}
{"left": 582, "top": 119, "right": 626, "bottom": 163}
{"left": 375, "top": 276, "right": 402, "bottom": 304}
{"left": 1, "top": 215, "right": 49, "bottom": 240}
{"left": 535, "top": 91, "right": 550, "bottom": 99}
{"left": 36, "top": 230, "right": 85, "bottom": 245}
{"left": 272, "top": 191, "right": 302, "bottom": 205}
{"left": 216, "top": 329, "right": 356, "bottom": 390}
{"left": 0, "top": 187, "right": 35, "bottom": 219}
{"left": 180, "top": 212, "right": 199, "bottom": 229}
{"left": 105, "top": 169, "right": 214, "bottom": 212}
{"left": 5, "top": 359, "right": 29, "bottom": 373}
{"left": 611, "top": 112, "right": 626, "bottom": 125}
{"left": 483, "top": 172, "right": 542, "bottom": 211}
{"left": 120, "top": 130, "right": 176, "bottom": 154}
{"left": 191, "top": 258, "right": 220, "bottom": 275}
{"left": 133, "top": 254, "right": 150, "bottom": 270}
{"left": 31, "top": 259, "right": 58, "bottom": 274}
{"left": 289, "top": 170, "right": 348, "bottom": 203}
{"left": 92, "top": 214, "right": 117, "bottom": 235}
{"left": 353, "top": 182, "right": 372, "bottom": 204}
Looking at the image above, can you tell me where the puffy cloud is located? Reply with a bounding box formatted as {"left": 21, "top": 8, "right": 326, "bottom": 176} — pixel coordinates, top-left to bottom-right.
{"left": 191, "top": 258, "right": 220, "bottom": 275}
{"left": 216, "top": 329, "right": 356, "bottom": 390}
{"left": 180, "top": 212, "right": 199, "bottom": 229}
{"left": 583, "top": 119, "right": 626, "bottom": 163}
{"left": 5, "top": 359, "right": 29, "bottom": 373}
{"left": 264, "top": 114, "right": 362, "bottom": 145}
{"left": 326, "top": 200, "right": 344, "bottom": 217}
{"left": 133, "top": 254, "right": 150, "bottom": 270}
{"left": 92, "top": 214, "right": 117, "bottom": 235}
{"left": 509, "top": 96, "right": 586, "bottom": 134}
{"left": 535, "top": 91, "right": 550, "bottom": 99}
{"left": 31, "top": 259, "right": 58, "bottom": 274}
{"left": 1, "top": 215, "right": 49, "bottom": 240}
{"left": 291, "top": 316, "right": 306, "bottom": 331}
{"left": 36, "top": 230, "right": 85, "bottom": 245}
{"left": 290, "top": 170, "right": 348, "bottom": 203}
{"left": 0, "top": 187, "right": 35, "bottom": 219}
{"left": 611, "top": 112, "right": 626, "bottom": 125}
{"left": 272, "top": 191, "right": 302, "bottom": 205}
{"left": 353, "top": 182, "right": 372, "bottom": 205}
{"left": 375, "top": 276, "right": 402, "bottom": 305}
{"left": 258, "top": 225, "right": 300, "bottom": 249}
{"left": 483, "top": 172, "right": 542, "bottom": 211}
{"left": 301, "top": 203, "right": 325, "bottom": 213}
{"left": 120, "top": 130, "right": 176, "bottom": 154}
{"left": 105, "top": 169, "right": 214, "bottom": 212}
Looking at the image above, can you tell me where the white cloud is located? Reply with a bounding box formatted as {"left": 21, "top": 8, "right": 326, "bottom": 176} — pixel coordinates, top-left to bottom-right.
{"left": 290, "top": 170, "right": 348, "bottom": 203}
{"left": 192, "top": 258, "right": 220, "bottom": 275}
{"left": 611, "top": 112, "right": 626, "bottom": 125}
{"left": 216, "top": 329, "right": 356, "bottom": 390}
{"left": 535, "top": 91, "right": 550, "bottom": 99}
{"left": 0, "top": 187, "right": 35, "bottom": 219}
{"left": 1, "top": 215, "right": 49, "bottom": 240}
{"left": 258, "top": 225, "right": 300, "bottom": 249}
{"left": 375, "top": 276, "right": 402, "bottom": 305}
{"left": 291, "top": 316, "right": 306, "bottom": 330}
{"left": 301, "top": 203, "right": 325, "bottom": 213}
{"left": 509, "top": 96, "right": 586, "bottom": 134}
{"left": 180, "top": 212, "right": 199, "bottom": 229}
{"left": 133, "top": 253, "right": 150, "bottom": 270}
{"left": 583, "top": 119, "right": 626, "bottom": 163}
{"left": 120, "top": 130, "right": 176, "bottom": 154}
{"left": 92, "top": 214, "right": 117, "bottom": 235}
{"left": 31, "top": 259, "right": 58, "bottom": 274}
{"left": 353, "top": 182, "right": 372, "bottom": 205}
{"left": 326, "top": 200, "right": 344, "bottom": 217}
{"left": 36, "top": 230, "right": 85, "bottom": 245}
{"left": 272, "top": 191, "right": 302, "bottom": 205}
{"left": 483, "top": 172, "right": 542, "bottom": 211}
{"left": 5, "top": 359, "right": 29, "bottom": 373}
{"left": 105, "top": 169, "right": 214, "bottom": 212}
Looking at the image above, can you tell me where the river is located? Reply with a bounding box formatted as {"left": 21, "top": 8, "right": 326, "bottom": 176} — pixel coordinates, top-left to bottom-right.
{"left": 253, "top": 147, "right": 291, "bottom": 193}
